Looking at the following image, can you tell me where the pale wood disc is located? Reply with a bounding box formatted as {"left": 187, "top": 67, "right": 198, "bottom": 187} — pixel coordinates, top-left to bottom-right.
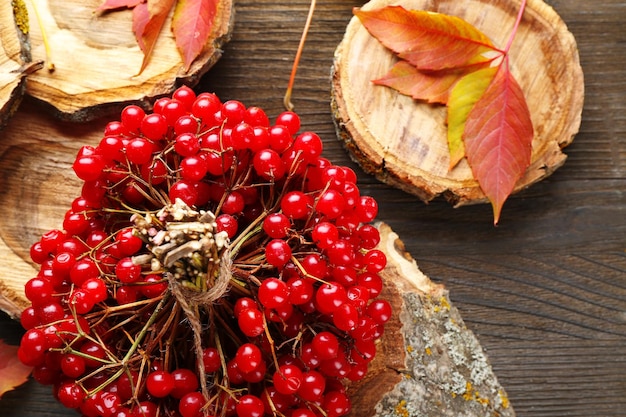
{"left": 332, "top": 0, "right": 584, "bottom": 206}
{"left": 23, "top": 0, "right": 234, "bottom": 121}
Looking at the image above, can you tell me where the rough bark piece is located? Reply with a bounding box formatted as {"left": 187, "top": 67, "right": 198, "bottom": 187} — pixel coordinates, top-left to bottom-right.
{"left": 331, "top": 0, "right": 584, "bottom": 207}
{"left": 0, "top": 0, "right": 33, "bottom": 129}
{"left": 23, "top": 0, "right": 234, "bottom": 122}
{"left": 347, "top": 222, "right": 514, "bottom": 417}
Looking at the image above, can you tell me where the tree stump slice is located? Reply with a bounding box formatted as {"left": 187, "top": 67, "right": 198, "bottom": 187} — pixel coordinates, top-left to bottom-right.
{"left": 331, "top": 0, "right": 584, "bottom": 207}
{"left": 0, "top": 0, "right": 32, "bottom": 128}
{"left": 23, "top": 0, "right": 234, "bottom": 122}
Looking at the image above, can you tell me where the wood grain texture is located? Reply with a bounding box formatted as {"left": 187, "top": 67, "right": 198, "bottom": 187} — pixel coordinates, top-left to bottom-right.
{"left": 0, "top": 0, "right": 624, "bottom": 416}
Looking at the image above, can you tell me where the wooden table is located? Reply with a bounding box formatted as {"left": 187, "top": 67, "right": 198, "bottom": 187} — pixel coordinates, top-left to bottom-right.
{"left": 1, "top": 0, "right": 624, "bottom": 416}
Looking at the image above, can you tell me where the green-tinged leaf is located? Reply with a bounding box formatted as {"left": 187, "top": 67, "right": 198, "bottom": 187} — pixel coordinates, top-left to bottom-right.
{"left": 0, "top": 340, "right": 31, "bottom": 398}
{"left": 447, "top": 66, "right": 498, "bottom": 169}
{"left": 463, "top": 62, "right": 533, "bottom": 225}
{"left": 355, "top": 6, "right": 500, "bottom": 71}
{"left": 135, "top": 0, "right": 177, "bottom": 75}
{"left": 172, "top": 0, "right": 217, "bottom": 71}
{"left": 373, "top": 61, "right": 465, "bottom": 105}
{"left": 97, "top": 0, "right": 143, "bottom": 12}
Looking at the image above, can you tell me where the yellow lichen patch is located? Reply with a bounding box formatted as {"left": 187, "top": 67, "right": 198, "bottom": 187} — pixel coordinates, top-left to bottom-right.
{"left": 425, "top": 347, "right": 432, "bottom": 355}
{"left": 462, "top": 381, "right": 491, "bottom": 406}
{"left": 11, "top": 0, "right": 29, "bottom": 34}
{"left": 394, "top": 400, "right": 410, "bottom": 417}
{"left": 406, "top": 345, "right": 413, "bottom": 354}
{"left": 499, "top": 389, "right": 510, "bottom": 408}
{"left": 440, "top": 296, "right": 451, "bottom": 311}
{"left": 463, "top": 381, "right": 474, "bottom": 401}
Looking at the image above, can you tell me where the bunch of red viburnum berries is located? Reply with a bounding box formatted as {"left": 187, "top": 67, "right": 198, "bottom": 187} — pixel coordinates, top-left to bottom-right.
{"left": 18, "top": 86, "right": 391, "bottom": 417}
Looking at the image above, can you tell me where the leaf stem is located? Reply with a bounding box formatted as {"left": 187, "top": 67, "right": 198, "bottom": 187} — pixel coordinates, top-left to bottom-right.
{"left": 28, "top": 0, "right": 54, "bottom": 72}
{"left": 283, "top": 0, "right": 317, "bottom": 111}
{"left": 503, "top": 0, "right": 527, "bottom": 54}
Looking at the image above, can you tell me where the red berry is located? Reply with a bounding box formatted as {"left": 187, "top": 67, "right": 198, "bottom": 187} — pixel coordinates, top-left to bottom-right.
{"left": 141, "top": 113, "right": 168, "bottom": 140}
{"left": 265, "top": 239, "right": 292, "bottom": 269}
{"left": 178, "top": 392, "right": 206, "bottom": 417}
{"left": 253, "top": 149, "right": 285, "bottom": 180}
{"left": 234, "top": 343, "right": 263, "bottom": 374}
{"left": 275, "top": 111, "right": 300, "bottom": 135}
{"left": 311, "top": 331, "right": 339, "bottom": 360}
{"left": 202, "top": 347, "right": 221, "bottom": 373}
{"left": 299, "top": 370, "right": 326, "bottom": 401}
{"left": 258, "top": 278, "right": 289, "bottom": 309}
{"left": 120, "top": 105, "right": 145, "bottom": 133}
{"left": 263, "top": 213, "right": 290, "bottom": 238}
{"left": 170, "top": 368, "right": 199, "bottom": 399}
{"left": 115, "top": 257, "right": 142, "bottom": 283}
{"left": 272, "top": 364, "right": 303, "bottom": 395}
{"left": 73, "top": 153, "right": 105, "bottom": 182}
{"left": 238, "top": 308, "right": 265, "bottom": 337}
{"left": 146, "top": 370, "right": 175, "bottom": 398}
{"left": 236, "top": 394, "right": 264, "bottom": 417}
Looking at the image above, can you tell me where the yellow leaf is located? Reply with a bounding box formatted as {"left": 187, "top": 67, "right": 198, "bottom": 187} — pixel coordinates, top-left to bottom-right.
{"left": 446, "top": 66, "right": 498, "bottom": 169}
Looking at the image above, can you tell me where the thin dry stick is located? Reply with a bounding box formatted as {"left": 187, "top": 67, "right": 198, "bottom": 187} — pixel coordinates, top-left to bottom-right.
{"left": 283, "top": 0, "right": 317, "bottom": 111}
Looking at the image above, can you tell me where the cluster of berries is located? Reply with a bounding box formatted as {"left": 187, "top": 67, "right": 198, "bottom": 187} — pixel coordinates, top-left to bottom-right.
{"left": 18, "top": 86, "right": 390, "bottom": 417}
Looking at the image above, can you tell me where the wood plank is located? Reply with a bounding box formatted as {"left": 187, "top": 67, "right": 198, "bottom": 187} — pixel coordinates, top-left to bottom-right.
{"left": 0, "top": 0, "right": 624, "bottom": 416}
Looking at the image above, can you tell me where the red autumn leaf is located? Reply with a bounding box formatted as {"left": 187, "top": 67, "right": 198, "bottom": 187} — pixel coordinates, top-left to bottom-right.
{"left": 132, "top": 2, "right": 150, "bottom": 52}
{"left": 355, "top": 6, "right": 500, "bottom": 71}
{"left": 134, "top": 0, "right": 177, "bottom": 75}
{"left": 463, "top": 60, "right": 533, "bottom": 225}
{"left": 172, "top": 0, "right": 218, "bottom": 71}
{"left": 97, "top": 0, "right": 144, "bottom": 12}
{"left": 0, "top": 340, "right": 31, "bottom": 398}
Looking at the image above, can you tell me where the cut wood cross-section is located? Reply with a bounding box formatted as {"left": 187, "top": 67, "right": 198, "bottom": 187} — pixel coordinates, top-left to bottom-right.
{"left": 332, "top": 0, "right": 584, "bottom": 208}
{"left": 23, "top": 0, "right": 234, "bottom": 121}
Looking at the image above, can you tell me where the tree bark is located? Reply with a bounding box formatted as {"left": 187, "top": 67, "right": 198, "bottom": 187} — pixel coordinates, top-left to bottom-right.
{"left": 331, "top": 0, "right": 584, "bottom": 207}
{"left": 0, "top": 0, "right": 33, "bottom": 128}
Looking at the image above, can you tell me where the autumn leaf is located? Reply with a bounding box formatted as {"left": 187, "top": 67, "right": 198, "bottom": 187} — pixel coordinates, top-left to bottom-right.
{"left": 172, "top": 0, "right": 218, "bottom": 71}
{"left": 97, "top": 0, "right": 144, "bottom": 12}
{"left": 132, "top": 2, "right": 150, "bottom": 52}
{"left": 463, "top": 60, "right": 533, "bottom": 225}
{"left": 374, "top": 61, "right": 461, "bottom": 105}
{"left": 135, "top": 0, "right": 177, "bottom": 74}
{"left": 447, "top": 66, "right": 499, "bottom": 169}
{"left": 0, "top": 340, "right": 31, "bottom": 398}
{"left": 355, "top": 6, "right": 500, "bottom": 71}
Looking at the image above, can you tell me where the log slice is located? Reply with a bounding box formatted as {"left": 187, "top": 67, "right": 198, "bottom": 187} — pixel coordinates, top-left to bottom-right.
{"left": 23, "top": 0, "right": 234, "bottom": 122}
{"left": 331, "top": 0, "right": 584, "bottom": 206}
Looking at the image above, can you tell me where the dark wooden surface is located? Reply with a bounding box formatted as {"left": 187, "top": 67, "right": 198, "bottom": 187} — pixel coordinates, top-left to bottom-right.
{"left": 1, "top": 0, "right": 625, "bottom": 416}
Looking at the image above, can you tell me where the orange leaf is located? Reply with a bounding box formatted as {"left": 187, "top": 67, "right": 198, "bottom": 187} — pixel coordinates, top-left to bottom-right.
{"left": 134, "top": 0, "right": 177, "bottom": 75}
{"left": 355, "top": 6, "right": 499, "bottom": 71}
{"left": 463, "top": 62, "right": 533, "bottom": 225}
{"left": 447, "top": 66, "right": 498, "bottom": 169}
{"left": 374, "top": 61, "right": 464, "bottom": 105}
{"left": 0, "top": 340, "right": 31, "bottom": 398}
{"left": 172, "top": 0, "right": 218, "bottom": 71}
